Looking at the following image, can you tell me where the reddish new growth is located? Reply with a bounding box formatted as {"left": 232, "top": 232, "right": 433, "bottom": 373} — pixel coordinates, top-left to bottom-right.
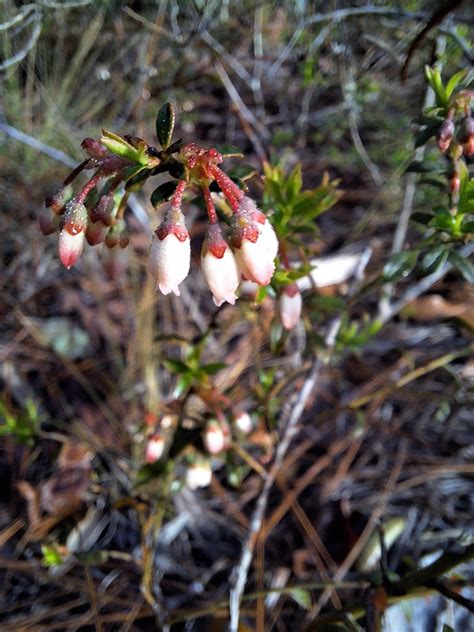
{"left": 43, "top": 116, "right": 279, "bottom": 305}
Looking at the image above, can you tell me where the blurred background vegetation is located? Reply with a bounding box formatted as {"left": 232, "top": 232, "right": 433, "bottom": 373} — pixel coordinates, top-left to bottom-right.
{"left": 1, "top": 1, "right": 473, "bottom": 630}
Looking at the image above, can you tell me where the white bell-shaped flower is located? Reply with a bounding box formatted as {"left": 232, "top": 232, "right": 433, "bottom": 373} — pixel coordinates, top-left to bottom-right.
{"left": 280, "top": 285, "right": 303, "bottom": 330}
{"left": 203, "top": 420, "right": 226, "bottom": 455}
{"left": 234, "top": 411, "right": 253, "bottom": 434}
{"left": 231, "top": 196, "right": 279, "bottom": 286}
{"left": 149, "top": 205, "right": 190, "bottom": 296}
{"left": 201, "top": 246, "right": 240, "bottom": 306}
{"left": 186, "top": 459, "right": 212, "bottom": 490}
{"left": 145, "top": 433, "right": 165, "bottom": 464}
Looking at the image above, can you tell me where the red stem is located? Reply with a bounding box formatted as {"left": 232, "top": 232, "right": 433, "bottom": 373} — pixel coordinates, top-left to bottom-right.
{"left": 279, "top": 242, "right": 290, "bottom": 270}
{"left": 75, "top": 172, "right": 103, "bottom": 204}
{"left": 171, "top": 179, "right": 187, "bottom": 208}
{"left": 202, "top": 186, "right": 218, "bottom": 224}
{"left": 209, "top": 165, "right": 243, "bottom": 212}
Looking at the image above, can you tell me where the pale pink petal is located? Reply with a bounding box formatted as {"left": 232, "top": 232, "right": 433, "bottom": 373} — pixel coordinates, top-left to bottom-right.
{"left": 149, "top": 232, "right": 191, "bottom": 296}
{"left": 58, "top": 229, "right": 85, "bottom": 269}
{"left": 234, "top": 411, "right": 253, "bottom": 434}
{"left": 201, "top": 248, "right": 240, "bottom": 306}
{"left": 145, "top": 434, "right": 165, "bottom": 464}
{"left": 186, "top": 461, "right": 212, "bottom": 490}
{"left": 237, "top": 239, "right": 275, "bottom": 286}
{"left": 280, "top": 289, "right": 303, "bottom": 330}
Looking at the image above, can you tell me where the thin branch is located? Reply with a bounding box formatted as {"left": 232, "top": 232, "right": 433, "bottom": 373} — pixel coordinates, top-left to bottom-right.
{"left": 214, "top": 60, "right": 269, "bottom": 163}
{"left": 214, "top": 60, "right": 270, "bottom": 140}
{"left": 427, "top": 579, "right": 474, "bottom": 613}
{"left": 341, "top": 69, "right": 383, "bottom": 186}
{"left": 379, "top": 242, "right": 474, "bottom": 325}
{"left": 0, "top": 11, "right": 42, "bottom": 71}
{"left": 201, "top": 30, "right": 253, "bottom": 86}
{"left": 0, "top": 122, "right": 151, "bottom": 228}
{"left": 229, "top": 250, "right": 372, "bottom": 632}
{"left": 378, "top": 35, "right": 446, "bottom": 321}
{"left": 229, "top": 325, "right": 339, "bottom": 631}
{"left": 304, "top": 7, "right": 474, "bottom": 28}
{"left": 304, "top": 439, "right": 408, "bottom": 625}
{"left": 401, "top": 0, "right": 467, "bottom": 80}
{"left": 0, "top": 4, "right": 39, "bottom": 32}
{"left": 0, "top": 122, "right": 77, "bottom": 168}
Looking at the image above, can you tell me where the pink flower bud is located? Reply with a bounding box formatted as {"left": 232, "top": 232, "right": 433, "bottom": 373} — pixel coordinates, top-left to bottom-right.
{"left": 280, "top": 284, "right": 302, "bottom": 330}
{"left": 105, "top": 219, "right": 128, "bottom": 248}
{"left": 463, "top": 117, "right": 474, "bottom": 156}
{"left": 89, "top": 193, "right": 116, "bottom": 226}
{"left": 81, "top": 137, "right": 109, "bottom": 159}
{"left": 234, "top": 411, "right": 253, "bottom": 434}
{"left": 231, "top": 196, "right": 278, "bottom": 286}
{"left": 203, "top": 419, "right": 226, "bottom": 455}
{"left": 185, "top": 458, "right": 212, "bottom": 490}
{"left": 201, "top": 224, "right": 240, "bottom": 306}
{"left": 438, "top": 118, "right": 454, "bottom": 153}
{"left": 86, "top": 220, "right": 108, "bottom": 245}
{"left": 58, "top": 229, "right": 85, "bottom": 269}
{"left": 465, "top": 136, "right": 474, "bottom": 157}
{"left": 45, "top": 185, "right": 73, "bottom": 215}
{"left": 39, "top": 210, "right": 60, "bottom": 236}
{"left": 149, "top": 206, "right": 190, "bottom": 296}
{"left": 449, "top": 170, "right": 460, "bottom": 194}
{"left": 145, "top": 433, "right": 165, "bottom": 464}
{"left": 58, "top": 201, "right": 88, "bottom": 268}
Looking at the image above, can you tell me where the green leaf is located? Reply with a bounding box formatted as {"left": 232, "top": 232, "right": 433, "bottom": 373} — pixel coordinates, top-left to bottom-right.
{"left": 201, "top": 362, "right": 227, "bottom": 375}
{"left": 289, "top": 587, "right": 311, "bottom": 610}
{"left": 414, "top": 114, "right": 445, "bottom": 126}
{"left": 425, "top": 66, "right": 447, "bottom": 108}
{"left": 419, "top": 176, "right": 447, "bottom": 189}
{"left": 227, "top": 164, "right": 257, "bottom": 181}
{"left": 270, "top": 321, "right": 283, "bottom": 351}
{"left": 458, "top": 160, "right": 472, "bottom": 214}
{"left": 215, "top": 145, "right": 244, "bottom": 158}
{"left": 383, "top": 251, "right": 418, "bottom": 281}
{"left": 406, "top": 160, "right": 437, "bottom": 174}
{"left": 100, "top": 129, "right": 141, "bottom": 162}
{"left": 287, "top": 164, "right": 303, "bottom": 200}
{"left": 414, "top": 124, "right": 438, "bottom": 148}
{"left": 156, "top": 102, "right": 175, "bottom": 150}
{"left": 411, "top": 212, "right": 434, "bottom": 225}
{"left": 135, "top": 461, "right": 170, "bottom": 486}
{"left": 461, "top": 220, "right": 474, "bottom": 234}
{"left": 41, "top": 545, "right": 64, "bottom": 567}
{"left": 449, "top": 251, "right": 474, "bottom": 284}
{"left": 429, "top": 209, "right": 456, "bottom": 232}
{"left": 445, "top": 70, "right": 467, "bottom": 101}
{"left": 162, "top": 358, "right": 189, "bottom": 373}
{"left": 255, "top": 285, "right": 268, "bottom": 304}
{"left": 421, "top": 246, "right": 449, "bottom": 273}
{"left": 173, "top": 373, "right": 194, "bottom": 398}
{"left": 125, "top": 167, "right": 152, "bottom": 192}
{"left": 273, "top": 269, "right": 291, "bottom": 284}
{"left": 150, "top": 181, "right": 178, "bottom": 207}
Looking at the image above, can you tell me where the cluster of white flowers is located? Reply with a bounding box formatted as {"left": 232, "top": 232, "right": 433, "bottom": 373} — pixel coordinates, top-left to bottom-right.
{"left": 148, "top": 195, "right": 279, "bottom": 306}
{"left": 144, "top": 410, "right": 255, "bottom": 490}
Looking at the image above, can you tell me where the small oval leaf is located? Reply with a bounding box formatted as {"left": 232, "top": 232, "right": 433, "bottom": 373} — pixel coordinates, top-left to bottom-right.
{"left": 156, "top": 102, "right": 176, "bottom": 150}
{"left": 383, "top": 251, "right": 418, "bottom": 281}
{"left": 150, "top": 181, "right": 178, "bottom": 207}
